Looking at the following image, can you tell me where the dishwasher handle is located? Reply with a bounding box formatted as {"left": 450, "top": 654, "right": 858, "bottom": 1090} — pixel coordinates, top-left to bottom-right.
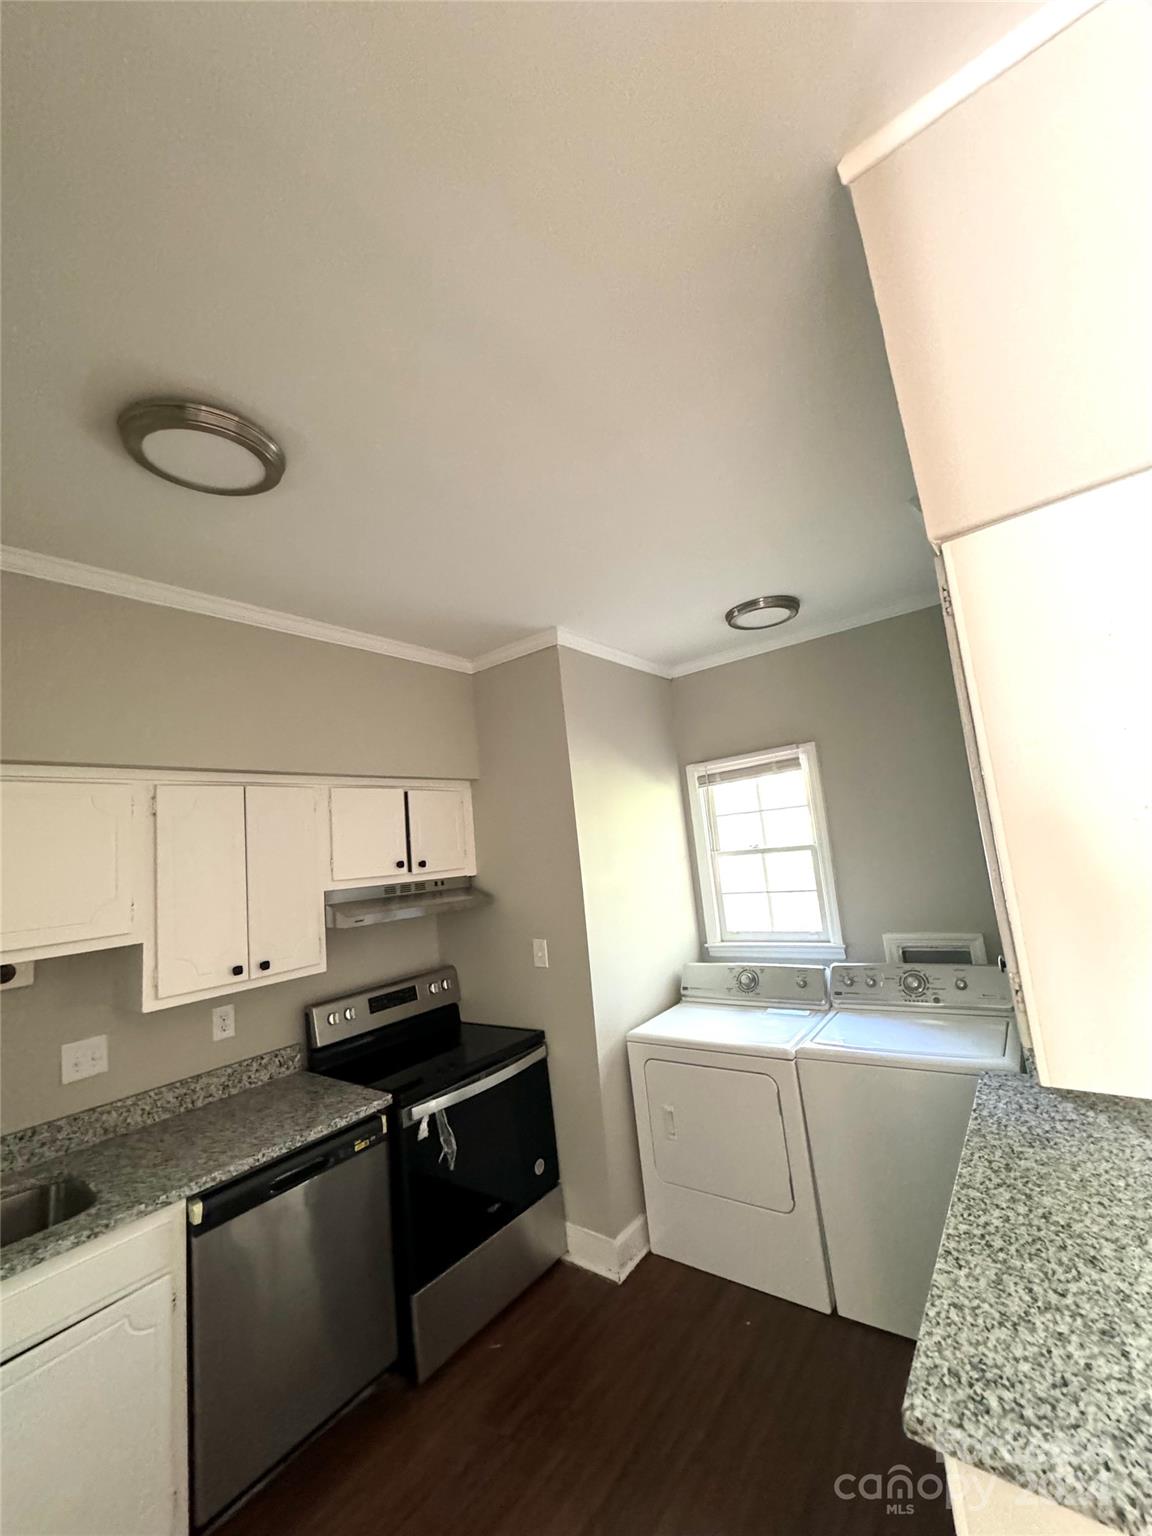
{"left": 189, "top": 1114, "right": 387, "bottom": 1234}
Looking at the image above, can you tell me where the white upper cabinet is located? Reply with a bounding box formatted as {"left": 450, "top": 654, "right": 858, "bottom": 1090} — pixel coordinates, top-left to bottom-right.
{"left": 329, "top": 787, "right": 408, "bottom": 881}
{"left": 244, "top": 786, "right": 325, "bottom": 980}
{"left": 944, "top": 472, "right": 1152, "bottom": 1098}
{"left": 329, "top": 782, "right": 474, "bottom": 884}
{"left": 154, "top": 785, "right": 249, "bottom": 999}
{"left": 151, "top": 782, "right": 326, "bottom": 1008}
{"left": 844, "top": 0, "right": 1152, "bottom": 541}
{"left": 408, "top": 787, "right": 472, "bottom": 876}
{"left": 0, "top": 781, "right": 138, "bottom": 960}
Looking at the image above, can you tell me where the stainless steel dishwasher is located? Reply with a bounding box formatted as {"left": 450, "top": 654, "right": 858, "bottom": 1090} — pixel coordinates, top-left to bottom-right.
{"left": 188, "top": 1116, "right": 396, "bottom": 1528}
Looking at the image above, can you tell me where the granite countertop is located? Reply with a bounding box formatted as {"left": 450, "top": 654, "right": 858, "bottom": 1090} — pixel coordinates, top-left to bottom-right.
{"left": 0, "top": 1072, "right": 392, "bottom": 1282}
{"left": 904, "top": 1071, "right": 1152, "bottom": 1535}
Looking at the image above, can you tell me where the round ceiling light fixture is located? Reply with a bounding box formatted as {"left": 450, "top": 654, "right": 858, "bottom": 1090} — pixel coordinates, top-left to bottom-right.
{"left": 724, "top": 594, "right": 801, "bottom": 631}
{"left": 117, "top": 399, "right": 286, "bottom": 495}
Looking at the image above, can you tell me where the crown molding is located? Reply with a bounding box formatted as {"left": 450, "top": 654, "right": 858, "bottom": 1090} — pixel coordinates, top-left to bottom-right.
{"left": 470, "top": 629, "right": 561, "bottom": 673}
{"left": 837, "top": 0, "right": 1104, "bottom": 185}
{"left": 472, "top": 627, "right": 669, "bottom": 678}
{"left": 667, "top": 595, "right": 940, "bottom": 679}
{"left": 1, "top": 545, "right": 939, "bottom": 684}
{"left": 554, "top": 628, "right": 669, "bottom": 679}
{"left": 0, "top": 546, "right": 474, "bottom": 673}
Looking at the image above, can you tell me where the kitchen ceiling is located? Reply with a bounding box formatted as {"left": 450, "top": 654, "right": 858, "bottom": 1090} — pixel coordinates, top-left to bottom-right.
{"left": 1, "top": 1, "right": 1034, "bottom": 672}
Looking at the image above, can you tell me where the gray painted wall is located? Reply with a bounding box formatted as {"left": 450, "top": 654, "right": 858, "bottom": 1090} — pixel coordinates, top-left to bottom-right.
{"left": 0, "top": 573, "right": 477, "bottom": 778}
{"left": 670, "top": 607, "right": 1000, "bottom": 962}
{"left": 1, "top": 923, "right": 440, "bottom": 1132}
{"left": 558, "top": 649, "right": 698, "bottom": 1237}
{"left": 438, "top": 649, "right": 611, "bottom": 1233}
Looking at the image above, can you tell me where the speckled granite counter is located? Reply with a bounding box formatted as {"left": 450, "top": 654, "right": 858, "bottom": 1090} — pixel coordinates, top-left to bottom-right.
{"left": 0, "top": 1073, "right": 391, "bottom": 1281}
{"left": 904, "top": 1071, "right": 1152, "bottom": 1535}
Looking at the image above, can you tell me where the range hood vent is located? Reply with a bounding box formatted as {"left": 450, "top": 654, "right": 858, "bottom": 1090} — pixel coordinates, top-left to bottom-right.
{"left": 325, "top": 875, "right": 490, "bottom": 929}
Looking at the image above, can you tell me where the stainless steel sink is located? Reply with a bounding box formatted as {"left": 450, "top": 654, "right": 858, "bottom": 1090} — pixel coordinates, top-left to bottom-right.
{"left": 0, "top": 1177, "right": 96, "bottom": 1248}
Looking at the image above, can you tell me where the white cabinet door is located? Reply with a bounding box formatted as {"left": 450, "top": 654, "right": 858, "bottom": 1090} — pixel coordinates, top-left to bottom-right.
{"left": 945, "top": 472, "right": 1152, "bottom": 1098}
{"left": 0, "top": 1276, "right": 179, "bottom": 1536}
{"left": 245, "top": 785, "right": 325, "bottom": 979}
{"left": 0, "top": 781, "right": 136, "bottom": 955}
{"left": 329, "top": 786, "right": 408, "bottom": 880}
{"left": 407, "top": 787, "right": 470, "bottom": 875}
{"left": 155, "top": 784, "right": 249, "bottom": 998}
{"left": 846, "top": 0, "right": 1152, "bottom": 541}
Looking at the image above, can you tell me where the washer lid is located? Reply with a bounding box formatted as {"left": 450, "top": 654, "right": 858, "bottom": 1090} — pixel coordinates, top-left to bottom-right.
{"left": 797, "top": 1008, "right": 1020, "bottom": 1072}
{"left": 627, "top": 1001, "right": 826, "bottom": 1059}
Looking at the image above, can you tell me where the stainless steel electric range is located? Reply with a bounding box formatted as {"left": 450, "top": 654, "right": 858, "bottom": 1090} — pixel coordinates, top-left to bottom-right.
{"left": 306, "top": 966, "right": 566, "bottom": 1381}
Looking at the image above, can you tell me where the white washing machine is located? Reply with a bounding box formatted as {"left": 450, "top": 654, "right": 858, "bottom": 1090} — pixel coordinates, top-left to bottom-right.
{"left": 797, "top": 962, "right": 1021, "bottom": 1340}
{"left": 627, "top": 963, "right": 833, "bottom": 1312}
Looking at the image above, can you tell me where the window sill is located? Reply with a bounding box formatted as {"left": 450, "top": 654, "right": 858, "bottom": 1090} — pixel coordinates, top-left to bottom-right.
{"left": 705, "top": 941, "right": 847, "bottom": 962}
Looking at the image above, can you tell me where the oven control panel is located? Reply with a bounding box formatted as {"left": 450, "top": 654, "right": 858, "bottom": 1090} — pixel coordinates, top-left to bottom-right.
{"left": 829, "top": 963, "right": 1011, "bottom": 1011}
{"left": 306, "top": 966, "right": 459, "bottom": 1050}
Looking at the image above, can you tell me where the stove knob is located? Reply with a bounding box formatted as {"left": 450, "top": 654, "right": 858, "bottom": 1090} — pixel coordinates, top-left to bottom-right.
{"left": 955, "top": 976, "right": 969, "bottom": 990}
{"left": 327, "top": 1011, "right": 339, "bottom": 1026}
{"left": 442, "top": 976, "right": 452, "bottom": 989}
{"left": 429, "top": 982, "right": 440, "bottom": 995}
{"left": 344, "top": 1008, "right": 356, "bottom": 1021}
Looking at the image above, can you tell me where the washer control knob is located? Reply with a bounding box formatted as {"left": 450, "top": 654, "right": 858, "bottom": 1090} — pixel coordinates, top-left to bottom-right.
{"left": 344, "top": 1007, "right": 356, "bottom": 1021}
{"left": 955, "top": 976, "right": 969, "bottom": 990}
{"left": 795, "top": 975, "right": 808, "bottom": 989}
{"left": 734, "top": 968, "right": 759, "bottom": 994}
{"left": 865, "top": 974, "right": 878, "bottom": 988}
{"left": 327, "top": 1011, "right": 339, "bottom": 1026}
{"left": 900, "top": 969, "right": 930, "bottom": 997}
{"left": 842, "top": 972, "right": 856, "bottom": 986}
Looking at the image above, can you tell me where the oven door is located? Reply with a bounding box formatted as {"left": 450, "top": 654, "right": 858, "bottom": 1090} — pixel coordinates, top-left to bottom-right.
{"left": 398, "top": 1049, "right": 559, "bottom": 1291}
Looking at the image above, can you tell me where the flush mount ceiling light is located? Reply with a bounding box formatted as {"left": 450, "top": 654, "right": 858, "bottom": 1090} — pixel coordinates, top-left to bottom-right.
{"left": 117, "top": 399, "right": 286, "bottom": 495}
{"left": 725, "top": 594, "right": 801, "bottom": 631}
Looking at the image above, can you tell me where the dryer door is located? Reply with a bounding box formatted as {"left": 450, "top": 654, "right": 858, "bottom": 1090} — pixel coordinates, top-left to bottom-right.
{"left": 643, "top": 1059, "right": 794, "bottom": 1212}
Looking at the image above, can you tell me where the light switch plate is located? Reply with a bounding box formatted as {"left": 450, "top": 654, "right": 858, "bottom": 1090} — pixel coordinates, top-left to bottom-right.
{"left": 61, "top": 1035, "right": 109, "bottom": 1085}
{"left": 212, "top": 1005, "right": 236, "bottom": 1042}
{"left": 532, "top": 938, "right": 549, "bottom": 969}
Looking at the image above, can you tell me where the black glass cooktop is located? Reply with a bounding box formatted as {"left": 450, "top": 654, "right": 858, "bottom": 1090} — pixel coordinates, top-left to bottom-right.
{"left": 310, "top": 1005, "right": 543, "bottom": 1111}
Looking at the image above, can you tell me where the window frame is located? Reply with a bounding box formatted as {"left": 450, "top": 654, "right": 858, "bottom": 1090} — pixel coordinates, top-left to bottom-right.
{"left": 684, "top": 741, "right": 846, "bottom": 961}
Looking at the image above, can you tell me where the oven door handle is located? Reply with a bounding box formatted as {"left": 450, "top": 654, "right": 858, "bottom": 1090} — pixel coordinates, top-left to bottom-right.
{"left": 401, "top": 1045, "right": 548, "bottom": 1126}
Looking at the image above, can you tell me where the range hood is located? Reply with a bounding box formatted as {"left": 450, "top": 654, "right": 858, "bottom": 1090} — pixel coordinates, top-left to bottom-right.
{"left": 325, "top": 876, "right": 491, "bottom": 929}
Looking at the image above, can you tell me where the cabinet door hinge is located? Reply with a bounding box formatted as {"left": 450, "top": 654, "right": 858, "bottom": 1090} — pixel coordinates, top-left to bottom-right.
{"left": 940, "top": 584, "right": 953, "bottom": 618}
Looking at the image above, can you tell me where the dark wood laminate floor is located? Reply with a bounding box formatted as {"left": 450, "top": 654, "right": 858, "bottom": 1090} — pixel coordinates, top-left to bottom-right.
{"left": 221, "top": 1256, "right": 952, "bottom": 1536}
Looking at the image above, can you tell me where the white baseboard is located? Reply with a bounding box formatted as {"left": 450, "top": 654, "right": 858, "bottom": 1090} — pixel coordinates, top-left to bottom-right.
{"left": 563, "top": 1213, "right": 649, "bottom": 1284}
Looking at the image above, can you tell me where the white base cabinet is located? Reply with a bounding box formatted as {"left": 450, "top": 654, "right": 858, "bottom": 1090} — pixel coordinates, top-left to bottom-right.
{"left": 1, "top": 1277, "right": 179, "bottom": 1536}
{"left": 946, "top": 1458, "right": 1113, "bottom": 1536}
{"left": 0, "top": 1205, "right": 187, "bottom": 1536}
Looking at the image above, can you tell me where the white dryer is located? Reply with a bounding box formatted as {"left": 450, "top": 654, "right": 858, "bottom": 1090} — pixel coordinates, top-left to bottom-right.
{"left": 797, "top": 963, "right": 1021, "bottom": 1341}
{"left": 627, "top": 963, "right": 833, "bottom": 1312}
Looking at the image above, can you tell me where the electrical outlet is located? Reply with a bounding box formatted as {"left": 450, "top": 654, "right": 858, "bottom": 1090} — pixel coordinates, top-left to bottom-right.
{"left": 61, "top": 1035, "right": 108, "bottom": 1085}
{"left": 532, "top": 938, "right": 549, "bottom": 969}
{"left": 212, "top": 1005, "right": 236, "bottom": 1042}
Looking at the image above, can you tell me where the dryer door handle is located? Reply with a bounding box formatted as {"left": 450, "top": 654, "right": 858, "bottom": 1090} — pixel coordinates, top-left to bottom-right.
{"left": 662, "top": 1103, "right": 677, "bottom": 1140}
